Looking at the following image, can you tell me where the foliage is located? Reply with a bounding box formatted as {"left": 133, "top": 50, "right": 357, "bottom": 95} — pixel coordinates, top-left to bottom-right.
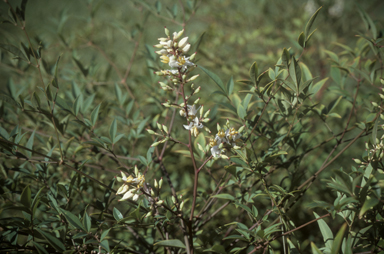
{"left": 0, "top": 0, "right": 384, "bottom": 253}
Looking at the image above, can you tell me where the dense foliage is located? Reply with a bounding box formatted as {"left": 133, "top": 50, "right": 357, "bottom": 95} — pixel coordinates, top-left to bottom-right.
{"left": 0, "top": 0, "right": 384, "bottom": 253}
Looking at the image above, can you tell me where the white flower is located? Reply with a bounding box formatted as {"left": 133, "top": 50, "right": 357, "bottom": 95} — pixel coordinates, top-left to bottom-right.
{"left": 180, "top": 104, "right": 201, "bottom": 119}
{"left": 226, "top": 127, "right": 241, "bottom": 145}
{"left": 119, "top": 189, "right": 135, "bottom": 202}
{"left": 183, "top": 117, "right": 204, "bottom": 137}
{"left": 210, "top": 145, "right": 222, "bottom": 158}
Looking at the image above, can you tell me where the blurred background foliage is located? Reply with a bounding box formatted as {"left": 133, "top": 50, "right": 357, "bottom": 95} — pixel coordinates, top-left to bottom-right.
{"left": 0, "top": 0, "right": 383, "bottom": 253}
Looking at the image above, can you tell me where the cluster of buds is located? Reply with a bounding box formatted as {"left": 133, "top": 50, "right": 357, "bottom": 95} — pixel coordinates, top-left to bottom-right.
{"left": 154, "top": 27, "right": 197, "bottom": 83}
{"left": 180, "top": 104, "right": 211, "bottom": 137}
{"left": 116, "top": 166, "right": 145, "bottom": 202}
{"left": 209, "top": 120, "right": 244, "bottom": 158}
{"left": 145, "top": 178, "right": 164, "bottom": 218}
{"left": 353, "top": 125, "right": 384, "bottom": 166}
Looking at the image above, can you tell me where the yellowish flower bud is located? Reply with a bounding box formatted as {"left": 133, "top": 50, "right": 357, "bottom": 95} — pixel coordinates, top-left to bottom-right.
{"left": 163, "top": 124, "right": 169, "bottom": 134}
{"left": 147, "top": 129, "right": 155, "bottom": 135}
{"left": 164, "top": 27, "right": 170, "bottom": 36}
{"left": 238, "top": 125, "right": 245, "bottom": 133}
{"left": 197, "top": 142, "right": 204, "bottom": 152}
{"left": 172, "top": 196, "right": 176, "bottom": 204}
{"left": 202, "top": 118, "right": 210, "bottom": 123}
{"left": 151, "top": 141, "right": 161, "bottom": 147}
{"left": 154, "top": 44, "right": 163, "bottom": 48}
{"left": 179, "top": 201, "right": 185, "bottom": 210}
{"left": 187, "top": 74, "right": 199, "bottom": 82}
{"left": 156, "top": 200, "right": 164, "bottom": 206}
{"left": 134, "top": 166, "right": 139, "bottom": 177}
{"left": 151, "top": 189, "right": 155, "bottom": 197}
{"left": 159, "top": 178, "right": 163, "bottom": 189}
{"left": 182, "top": 44, "right": 191, "bottom": 53}
{"left": 190, "top": 52, "right": 196, "bottom": 61}
{"left": 193, "top": 86, "right": 201, "bottom": 95}
{"left": 220, "top": 154, "right": 229, "bottom": 159}
{"left": 178, "top": 37, "right": 188, "bottom": 48}
{"left": 154, "top": 179, "right": 158, "bottom": 189}
{"left": 157, "top": 122, "right": 162, "bottom": 131}
{"left": 204, "top": 109, "right": 210, "bottom": 118}
{"left": 194, "top": 97, "right": 200, "bottom": 104}
{"left": 200, "top": 105, "right": 204, "bottom": 118}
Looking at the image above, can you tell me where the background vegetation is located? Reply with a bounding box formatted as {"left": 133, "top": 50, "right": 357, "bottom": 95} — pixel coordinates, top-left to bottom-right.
{"left": 0, "top": 0, "right": 383, "bottom": 253}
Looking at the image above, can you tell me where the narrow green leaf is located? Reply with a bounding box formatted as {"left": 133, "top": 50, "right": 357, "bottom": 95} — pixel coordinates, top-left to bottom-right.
{"left": 154, "top": 239, "right": 186, "bottom": 249}
{"left": 311, "top": 242, "right": 324, "bottom": 254}
{"left": 114, "top": 83, "right": 123, "bottom": 106}
{"left": 0, "top": 43, "right": 28, "bottom": 61}
{"left": 138, "top": 155, "right": 148, "bottom": 166}
{"left": 110, "top": 119, "right": 117, "bottom": 143}
{"left": 359, "top": 197, "right": 379, "bottom": 219}
{"left": 212, "top": 194, "right": 235, "bottom": 201}
{"left": 249, "top": 61, "right": 258, "bottom": 84}
{"left": 372, "top": 119, "right": 378, "bottom": 145}
{"left": 226, "top": 76, "right": 234, "bottom": 95}
{"left": 83, "top": 212, "right": 91, "bottom": 233}
{"left": 199, "top": 65, "right": 226, "bottom": 93}
{"left": 36, "top": 229, "right": 66, "bottom": 252}
{"left": 113, "top": 207, "right": 124, "bottom": 221}
{"left": 0, "top": 93, "right": 22, "bottom": 108}
{"left": 73, "top": 57, "right": 88, "bottom": 77}
{"left": 60, "top": 208, "right": 86, "bottom": 231}
{"left": 90, "top": 103, "right": 101, "bottom": 127}
{"left": 331, "top": 223, "right": 347, "bottom": 254}
{"left": 314, "top": 212, "right": 333, "bottom": 251}
{"left": 311, "top": 77, "right": 328, "bottom": 95}
{"left": 203, "top": 245, "right": 226, "bottom": 253}
{"left": 305, "top": 6, "right": 322, "bottom": 39}
{"left": 237, "top": 104, "right": 246, "bottom": 120}
{"left": 282, "top": 48, "right": 290, "bottom": 68}
{"left": 297, "top": 32, "right": 305, "bottom": 48}
{"left": 32, "top": 186, "right": 45, "bottom": 214}
{"left": 73, "top": 95, "right": 82, "bottom": 116}
{"left": 32, "top": 241, "right": 49, "bottom": 254}
{"left": 51, "top": 55, "right": 61, "bottom": 88}
{"left": 146, "top": 146, "right": 155, "bottom": 164}
{"left": 155, "top": 0, "right": 161, "bottom": 13}
{"left": 25, "top": 130, "right": 35, "bottom": 158}
{"left": 327, "top": 96, "right": 342, "bottom": 114}
{"left": 20, "top": 185, "right": 31, "bottom": 208}
{"left": 289, "top": 57, "right": 301, "bottom": 92}
{"left": 100, "top": 228, "right": 111, "bottom": 242}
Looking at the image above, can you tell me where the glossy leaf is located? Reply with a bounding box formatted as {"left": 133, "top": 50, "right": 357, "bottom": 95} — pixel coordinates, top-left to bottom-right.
{"left": 0, "top": 43, "right": 28, "bottom": 61}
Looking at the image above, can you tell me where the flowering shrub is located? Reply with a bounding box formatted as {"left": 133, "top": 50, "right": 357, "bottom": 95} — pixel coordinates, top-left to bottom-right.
{"left": 0, "top": 1, "right": 384, "bottom": 254}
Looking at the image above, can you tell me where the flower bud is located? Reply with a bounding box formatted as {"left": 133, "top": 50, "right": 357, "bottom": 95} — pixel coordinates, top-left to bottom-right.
{"left": 155, "top": 71, "right": 165, "bottom": 76}
{"left": 204, "top": 109, "right": 210, "bottom": 118}
{"left": 182, "top": 74, "right": 187, "bottom": 80}
{"left": 176, "top": 29, "right": 184, "bottom": 39}
{"left": 179, "top": 201, "right": 185, "bottom": 210}
{"left": 380, "top": 94, "right": 384, "bottom": 100}
{"left": 217, "top": 123, "right": 221, "bottom": 131}
{"left": 159, "top": 82, "right": 167, "bottom": 87}
{"left": 190, "top": 52, "right": 197, "bottom": 61}
{"left": 197, "top": 142, "right": 204, "bottom": 152}
{"left": 156, "top": 200, "right": 164, "bottom": 206}
{"left": 219, "top": 143, "right": 224, "bottom": 149}
{"left": 172, "top": 196, "right": 176, "bottom": 204}
{"left": 164, "top": 27, "right": 170, "bottom": 36}
{"left": 220, "top": 154, "right": 229, "bottom": 159}
{"left": 204, "top": 127, "right": 211, "bottom": 133}
{"left": 380, "top": 78, "right": 384, "bottom": 85}
{"left": 151, "top": 141, "right": 161, "bottom": 147}
{"left": 182, "top": 44, "right": 191, "bottom": 53}
{"left": 193, "top": 86, "right": 201, "bottom": 95}
{"left": 372, "top": 102, "right": 378, "bottom": 107}
{"left": 159, "top": 178, "right": 163, "bottom": 189}
{"left": 353, "top": 158, "right": 362, "bottom": 164}
{"left": 147, "top": 129, "right": 155, "bottom": 135}
{"left": 180, "top": 102, "right": 185, "bottom": 107}
{"left": 233, "top": 145, "right": 241, "bottom": 150}
{"left": 178, "top": 37, "right": 188, "bottom": 48}
{"left": 163, "top": 124, "right": 169, "bottom": 134}
{"left": 154, "top": 44, "right": 163, "bottom": 48}
{"left": 134, "top": 165, "right": 139, "bottom": 176}
{"left": 187, "top": 74, "right": 199, "bottom": 82}
{"left": 200, "top": 105, "right": 204, "bottom": 117}
{"left": 151, "top": 189, "right": 155, "bottom": 197}
{"left": 194, "top": 97, "right": 200, "bottom": 104}
{"left": 154, "top": 179, "right": 158, "bottom": 189}
{"left": 157, "top": 122, "right": 162, "bottom": 131}
{"left": 202, "top": 118, "right": 210, "bottom": 123}
{"left": 145, "top": 211, "right": 152, "bottom": 218}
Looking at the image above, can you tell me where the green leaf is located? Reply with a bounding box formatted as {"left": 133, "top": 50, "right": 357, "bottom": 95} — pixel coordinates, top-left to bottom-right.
{"left": 25, "top": 130, "right": 35, "bottom": 158}
{"left": 311, "top": 242, "right": 324, "bottom": 254}
{"left": 20, "top": 185, "right": 31, "bottom": 208}
{"left": 155, "top": 0, "right": 162, "bottom": 13}
{"left": 73, "top": 57, "right": 88, "bottom": 77}
{"left": 212, "top": 194, "right": 235, "bottom": 201}
{"left": 100, "top": 228, "right": 111, "bottom": 242}
{"left": 372, "top": 119, "right": 378, "bottom": 145}
{"left": 282, "top": 48, "right": 290, "bottom": 68}
{"left": 310, "top": 78, "right": 328, "bottom": 95}
{"left": 297, "top": 32, "right": 305, "bottom": 48}
{"left": 138, "top": 155, "right": 148, "bottom": 166}
{"left": 305, "top": 6, "right": 322, "bottom": 39}
{"left": 199, "top": 65, "right": 226, "bottom": 93}
{"left": 91, "top": 103, "right": 101, "bottom": 127}
{"left": 237, "top": 104, "right": 246, "bottom": 120}
{"left": 51, "top": 55, "right": 61, "bottom": 88}
{"left": 110, "top": 119, "right": 117, "bottom": 144}
{"left": 357, "top": 6, "right": 377, "bottom": 39}
{"left": 249, "top": 61, "right": 258, "bottom": 84}
{"left": 203, "top": 245, "right": 227, "bottom": 253}
{"left": 331, "top": 223, "right": 346, "bottom": 254}
{"left": 289, "top": 57, "right": 301, "bottom": 92}
{"left": 114, "top": 83, "right": 123, "bottom": 106}
{"left": 60, "top": 208, "right": 86, "bottom": 231}
{"left": 73, "top": 95, "right": 82, "bottom": 116}
{"left": 83, "top": 212, "right": 91, "bottom": 233}
{"left": 36, "top": 228, "right": 66, "bottom": 252}
{"left": 0, "top": 93, "right": 22, "bottom": 108}
{"left": 314, "top": 212, "right": 333, "bottom": 251}
{"left": 113, "top": 207, "right": 124, "bottom": 221}
{"left": 32, "top": 186, "right": 45, "bottom": 215}
{"left": 226, "top": 76, "right": 234, "bottom": 95}
{"left": 0, "top": 43, "right": 28, "bottom": 61}
{"left": 359, "top": 197, "right": 379, "bottom": 219}
{"left": 33, "top": 241, "right": 49, "bottom": 254}
{"left": 327, "top": 96, "right": 342, "bottom": 114}
{"left": 154, "top": 239, "right": 186, "bottom": 249}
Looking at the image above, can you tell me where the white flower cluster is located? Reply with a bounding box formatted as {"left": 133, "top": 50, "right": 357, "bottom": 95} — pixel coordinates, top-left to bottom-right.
{"left": 154, "top": 28, "right": 196, "bottom": 79}
{"left": 209, "top": 121, "right": 244, "bottom": 158}
{"left": 116, "top": 166, "right": 145, "bottom": 201}
{"left": 180, "top": 104, "right": 210, "bottom": 137}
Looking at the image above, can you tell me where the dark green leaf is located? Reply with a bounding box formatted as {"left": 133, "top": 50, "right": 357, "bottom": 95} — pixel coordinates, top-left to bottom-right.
{"left": 212, "top": 194, "right": 235, "bottom": 201}
{"left": 51, "top": 55, "right": 61, "bottom": 88}
{"left": 249, "top": 61, "right": 258, "bottom": 84}
{"left": 154, "top": 239, "right": 186, "bottom": 249}
{"left": 331, "top": 223, "right": 347, "bottom": 254}
{"left": 372, "top": 119, "right": 378, "bottom": 145}
{"left": 305, "top": 6, "right": 322, "bottom": 39}
{"left": 60, "top": 208, "right": 86, "bottom": 231}
{"left": 73, "top": 95, "right": 82, "bottom": 116}
{"left": 311, "top": 242, "right": 324, "bottom": 254}
{"left": 100, "top": 228, "right": 111, "bottom": 242}
{"left": 20, "top": 185, "right": 31, "bottom": 208}
{"left": 91, "top": 103, "right": 101, "bottom": 127}
{"left": 113, "top": 207, "right": 124, "bottom": 221}
{"left": 203, "top": 245, "right": 226, "bottom": 253}
{"left": 226, "top": 76, "right": 234, "bottom": 95}
{"left": 83, "top": 212, "right": 91, "bottom": 233}
{"left": 36, "top": 229, "right": 66, "bottom": 252}
{"left": 33, "top": 241, "right": 49, "bottom": 254}
{"left": 0, "top": 93, "right": 22, "bottom": 108}
{"left": 110, "top": 119, "right": 117, "bottom": 143}
{"left": 199, "top": 65, "right": 226, "bottom": 93}
{"left": 289, "top": 56, "right": 301, "bottom": 92}
{"left": 359, "top": 197, "right": 379, "bottom": 219}
{"left": 314, "top": 212, "right": 333, "bottom": 250}
{"left": 25, "top": 130, "right": 35, "bottom": 158}
{"left": 0, "top": 43, "right": 28, "bottom": 61}
{"left": 282, "top": 48, "right": 290, "bottom": 68}
{"left": 297, "top": 32, "right": 305, "bottom": 48}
